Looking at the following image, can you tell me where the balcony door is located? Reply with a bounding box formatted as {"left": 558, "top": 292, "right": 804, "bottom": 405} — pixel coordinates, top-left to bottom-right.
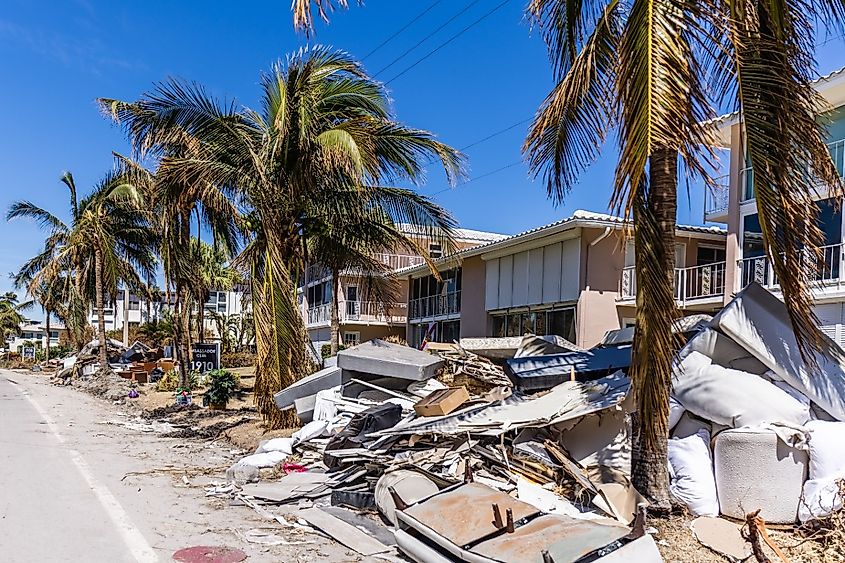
{"left": 345, "top": 286, "right": 359, "bottom": 318}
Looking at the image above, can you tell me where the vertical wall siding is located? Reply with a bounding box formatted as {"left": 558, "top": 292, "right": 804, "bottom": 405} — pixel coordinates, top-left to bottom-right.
{"left": 485, "top": 238, "right": 581, "bottom": 310}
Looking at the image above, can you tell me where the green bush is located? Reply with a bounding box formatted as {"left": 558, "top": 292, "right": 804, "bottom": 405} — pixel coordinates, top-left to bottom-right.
{"left": 321, "top": 343, "right": 345, "bottom": 359}
{"left": 221, "top": 351, "right": 255, "bottom": 368}
{"left": 203, "top": 369, "right": 241, "bottom": 406}
{"left": 155, "top": 369, "right": 202, "bottom": 392}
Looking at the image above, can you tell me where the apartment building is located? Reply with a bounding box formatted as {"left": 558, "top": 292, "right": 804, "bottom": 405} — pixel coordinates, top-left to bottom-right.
{"left": 5, "top": 319, "right": 67, "bottom": 353}
{"left": 299, "top": 227, "right": 507, "bottom": 352}
{"left": 704, "top": 66, "right": 845, "bottom": 346}
{"left": 401, "top": 210, "right": 727, "bottom": 349}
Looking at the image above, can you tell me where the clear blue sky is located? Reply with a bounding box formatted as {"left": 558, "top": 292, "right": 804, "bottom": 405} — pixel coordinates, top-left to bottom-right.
{"left": 1, "top": 0, "right": 843, "bottom": 299}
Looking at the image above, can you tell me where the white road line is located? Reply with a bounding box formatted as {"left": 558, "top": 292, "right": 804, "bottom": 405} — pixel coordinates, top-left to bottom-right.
{"left": 11, "top": 379, "right": 159, "bottom": 563}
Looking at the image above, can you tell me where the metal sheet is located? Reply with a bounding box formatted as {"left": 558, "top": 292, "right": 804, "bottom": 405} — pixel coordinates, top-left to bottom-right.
{"left": 473, "top": 515, "right": 628, "bottom": 563}
{"left": 373, "top": 372, "right": 629, "bottom": 437}
{"left": 400, "top": 483, "right": 540, "bottom": 547}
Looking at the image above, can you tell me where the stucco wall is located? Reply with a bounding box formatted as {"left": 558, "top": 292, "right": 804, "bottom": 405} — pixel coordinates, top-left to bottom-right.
{"left": 576, "top": 227, "right": 627, "bottom": 347}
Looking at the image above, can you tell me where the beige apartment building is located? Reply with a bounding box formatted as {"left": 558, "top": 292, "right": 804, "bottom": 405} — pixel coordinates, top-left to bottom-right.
{"left": 298, "top": 227, "right": 506, "bottom": 352}
{"left": 704, "top": 66, "right": 845, "bottom": 347}
{"left": 401, "top": 210, "right": 727, "bottom": 349}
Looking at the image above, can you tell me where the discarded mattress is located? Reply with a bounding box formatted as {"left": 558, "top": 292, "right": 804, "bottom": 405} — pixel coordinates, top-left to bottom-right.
{"left": 371, "top": 372, "right": 630, "bottom": 437}
{"left": 514, "top": 334, "right": 582, "bottom": 358}
{"left": 710, "top": 283, "right": 845, "bottom": 421}
{"left": 505, "top": 345, "right": 632, "bottom": 392}
{"left": 668, "top": 429, "right": 719, "bottom": 517}
{"left": 337, "top": 340, "right": 444, "bottom": 381}
{"left": 714, "top": 426, "right": 808, "bottom": 523}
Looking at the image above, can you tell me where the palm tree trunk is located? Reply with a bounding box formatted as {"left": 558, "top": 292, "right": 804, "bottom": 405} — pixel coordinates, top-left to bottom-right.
{"left": 45, "top": 310, "right": 51, "bottom": 362}
{"left": 630, "top": 148, "right": 679, "bottom": 509}
{"left": 330, "top": 269, "right": 340, "bottom": 356}
{"left": 198, "top": 292, "right": 205, "bottom": 344}
{"left": 122, "top": 286, "right": 130, "bottom": 346}
{"left": 94, "top": 247, "right": 109, "bottom": 373}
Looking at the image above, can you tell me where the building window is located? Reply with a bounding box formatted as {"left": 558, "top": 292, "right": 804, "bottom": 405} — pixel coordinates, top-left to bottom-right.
{"left": 343, "top": 331, "right": 360, "bottom": 347}
{"left": 429, "top": 243, "right": 443, "bottom": 259}
{"left": 490, "top": 306, "right": 576, "bottom": 343}
{"left": 129, "top": 300, "right": 140, "bottom": 311}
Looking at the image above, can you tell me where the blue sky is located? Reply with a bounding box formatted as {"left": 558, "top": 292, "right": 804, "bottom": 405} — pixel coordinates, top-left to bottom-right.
{"left": 1, "top": 0, "right": 844, "bottom": 299}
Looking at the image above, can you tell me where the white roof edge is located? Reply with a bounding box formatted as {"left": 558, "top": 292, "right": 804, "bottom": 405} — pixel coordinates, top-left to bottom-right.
{"left": 395, "top": 210, "right": 726, "bottom": 277}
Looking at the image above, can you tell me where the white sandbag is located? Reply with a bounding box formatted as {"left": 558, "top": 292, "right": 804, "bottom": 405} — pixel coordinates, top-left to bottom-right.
{"left": 671, "top": 412, "right": 711, "bottom": 440}
{"left": 256, "top": 437, "right": 294, "bottom": 455}
{"left": 292, "top": 420, "right": 329, "bottom": 444}
{"left": 799, "top": 471, "right": 845, "bottom": 522}
{"left": 238, "top": 450, "right": 288, "bottom": 469}
{"left": 668, "top": 429, "right": 719, "bottom": 517}
{"left": 668, "top": 396, "right": 685, "bottom": 432}
{"left": 674, "top": 356, "right": 810, "bottom": 428}
{"left": 714, "top": 427, "right": 808, "bottom": 523}
{"left": 806, "top": 420, "right": 845, "bottom": 480}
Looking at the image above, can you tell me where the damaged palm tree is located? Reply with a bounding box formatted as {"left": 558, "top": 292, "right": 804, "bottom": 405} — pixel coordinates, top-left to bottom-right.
{"left": 101, "top": 46, "right": 463, "bottom": 427}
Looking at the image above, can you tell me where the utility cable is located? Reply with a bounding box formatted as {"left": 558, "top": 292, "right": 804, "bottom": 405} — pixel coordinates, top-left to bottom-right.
{"left": 384, "top": 0, "right": 512, "bottom": 85}
{"left": 362, "top": 1, "right": 443, "bottom": 61}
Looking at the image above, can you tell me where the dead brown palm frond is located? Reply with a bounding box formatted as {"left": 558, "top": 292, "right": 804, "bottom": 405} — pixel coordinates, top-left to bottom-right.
{"left": 291, "top": 0, "right": 358, "bottom": 36}
{"left": 723, "top": 0, "right": 844, "bottom": 364}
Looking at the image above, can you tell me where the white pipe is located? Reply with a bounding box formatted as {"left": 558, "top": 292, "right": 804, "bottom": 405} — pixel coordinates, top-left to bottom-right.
{"left": 589, "top": 226, "right": 612, "bottom": 246}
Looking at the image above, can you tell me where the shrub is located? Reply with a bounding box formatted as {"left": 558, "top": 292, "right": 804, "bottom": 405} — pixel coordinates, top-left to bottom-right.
{"left": 155, "top": 369, "right": 202, "bottom": 392}
{"left": 203, "top": 369, "right": 241, "bottom": 406}
{"left": 321, "top": 343, "right": 345, "bottom": 359}
{"left": 221, "top": 351, "right": 255, "bottom": 368}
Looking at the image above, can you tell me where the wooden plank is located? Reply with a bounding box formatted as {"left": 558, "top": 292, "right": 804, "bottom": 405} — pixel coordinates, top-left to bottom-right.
{"left": 299, "top": 508, "right": 391, "bottom": 556}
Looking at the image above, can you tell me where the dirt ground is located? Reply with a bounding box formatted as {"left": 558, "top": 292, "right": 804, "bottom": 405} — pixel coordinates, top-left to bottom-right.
{"left": 25, "top": 365, "right": 845, "bottom": 563}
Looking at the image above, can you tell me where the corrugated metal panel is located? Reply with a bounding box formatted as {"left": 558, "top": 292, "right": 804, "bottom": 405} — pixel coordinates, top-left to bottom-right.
{"left": 512, "top": 251, "right": 529, "bottom": 306}
{"left": 485, "top": 259, "right": 500, "bottom": 310}
{"left": 560, "top": 238, "right": 581, "bottom": 301}
{"left": 528, "top": 247, "right": 544, "bottom": 305}
{"left": 498, "top": 255, "right": 514, "bottom": 308}
{"left": 542, "top": 243, "right": 562, "bottom": 303}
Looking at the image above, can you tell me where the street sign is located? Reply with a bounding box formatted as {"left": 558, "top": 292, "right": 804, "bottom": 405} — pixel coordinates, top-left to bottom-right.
{"left": 21, "top": 346, "right": 35, "bottom": 361}
{"left": 190, "top": 342, "right": 220, "bottom": 373}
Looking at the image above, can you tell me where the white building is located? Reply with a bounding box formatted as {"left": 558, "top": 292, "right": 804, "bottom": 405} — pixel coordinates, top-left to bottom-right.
{"left": 5, "top": 319, "right": 67, "bottom": 353}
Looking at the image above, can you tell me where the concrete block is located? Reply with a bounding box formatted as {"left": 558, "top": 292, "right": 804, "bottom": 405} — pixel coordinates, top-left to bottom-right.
{"left": 274, "top": 366, "right": 343, "bottom": 410}
{"left": 337, "top": 340, "right": 444, "bottom": 381}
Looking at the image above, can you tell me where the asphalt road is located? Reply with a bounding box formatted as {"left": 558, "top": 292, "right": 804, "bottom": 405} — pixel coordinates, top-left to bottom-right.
{"left": 0, "top": 372, "right": 154, "bottom": 563}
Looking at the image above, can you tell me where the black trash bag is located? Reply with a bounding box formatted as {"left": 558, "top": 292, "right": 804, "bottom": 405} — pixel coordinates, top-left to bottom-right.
{"left": 149, "top": 367, "right": 165, "bottom": 384}
{"left": 323, "top": 403, "right": 402, "bottom": 468}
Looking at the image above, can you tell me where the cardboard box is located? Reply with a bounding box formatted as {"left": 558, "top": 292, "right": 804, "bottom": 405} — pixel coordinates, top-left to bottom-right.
{"left": 413, "top": 386, "right": 470, "bottom": 417}
{"left": 157, "top": 359, "right": 175, "bottom": 372}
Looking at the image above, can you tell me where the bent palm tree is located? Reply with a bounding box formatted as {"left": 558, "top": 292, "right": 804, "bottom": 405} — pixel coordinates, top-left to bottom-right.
{"left": 0, "top": 292, "right": 31, "bottom": 345}
{"left": 101, "top": 46, "right": 464, "bottom": 427}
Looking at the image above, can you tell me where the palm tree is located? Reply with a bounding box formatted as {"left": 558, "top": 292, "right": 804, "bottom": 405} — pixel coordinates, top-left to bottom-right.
{"left": 185, "top": 238, "right": 239, "bottom": 343}
{"left": 0, "top": 292, "right": 31, "bottom": 346}
{"left": 290, "top": 1, "right": 845, "bottom": 505}
{"left": 10, "top": 171, "right": 157, "bottom": 372}
{"left": 101, "top": 46, "right": 464, "bottom": 427}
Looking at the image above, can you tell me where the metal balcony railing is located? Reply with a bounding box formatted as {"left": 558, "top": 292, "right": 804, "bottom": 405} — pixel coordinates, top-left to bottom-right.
{"left": 305, "top": 301, "right": 407, "bottom": 327}
{"left": 704, "top": 176, "right": 730, "bottom": 219}
{"left": 620, "top": 262, "right": 726, "bottom": 305}
{"left": 409, "top": 291, "right": 461, "bottom": 320}
{"left": 740, "top": 243, "right": 843, "bottom": 289}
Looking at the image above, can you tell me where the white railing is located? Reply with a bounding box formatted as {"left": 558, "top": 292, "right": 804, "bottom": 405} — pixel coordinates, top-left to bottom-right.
{"left": 740, "top": 243, "right": 843, "bottom": 289}
{"left": 409, "top": 291, "right": 461, "bottom": 320}
{"left": 371, "top": 253, "right": 426, "bottom": 271}
{"left": 306, "top": 301, "right": 407, "bottom": 327}
{"left": 620, "top": 262, "right": 726, "bottom": 304}
{"left": 704, "top": 176, "right": 730, "bottom": 219}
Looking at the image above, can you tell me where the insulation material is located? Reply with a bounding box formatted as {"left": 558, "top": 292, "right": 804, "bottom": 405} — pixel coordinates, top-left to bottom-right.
{"left": 673, "top": 352, "right": 811, "bottom": 428}
{"left": 558, "top": 408, "right": 631, "bottom": 476}
{"left": 711, "top": 283, "right": 845, "bottom": 421}
{"left": 714, "top": 427, "right": 808, "bottom": 523}
{"left": 668, "top": 430, "right": 719, "bottom": 517}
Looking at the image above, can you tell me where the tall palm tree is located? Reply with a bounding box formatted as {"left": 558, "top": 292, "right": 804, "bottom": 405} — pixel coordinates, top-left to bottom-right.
{"left": 101, "top": 46, "right": 464, "bottom": 427}
{"left": 290, "top": 1, "right": 845, "bottom": 505}
{"left": 10, "top": 172, "right": 157, "bottom": 372}
{"left": 185, "top": 238, "right": 239, "bottom": 343}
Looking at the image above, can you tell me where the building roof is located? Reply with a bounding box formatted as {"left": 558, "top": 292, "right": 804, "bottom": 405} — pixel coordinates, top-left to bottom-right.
{"left": 397, "top": 209, "right": 726, "bottom": 277}
{"left": 396, "top": 223, "right": 508, "bottom": 244}
{"left": 706, "top": 65, "right": 845, "bottom": 147}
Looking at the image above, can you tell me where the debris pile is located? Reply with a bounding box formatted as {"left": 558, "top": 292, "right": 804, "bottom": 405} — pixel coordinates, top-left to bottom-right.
{"left": 221, "top": 338, "right": 664, "bottom": 561}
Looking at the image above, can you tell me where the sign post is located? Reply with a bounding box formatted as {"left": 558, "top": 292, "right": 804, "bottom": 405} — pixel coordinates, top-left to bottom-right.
{"left": 190, "top": 342, "right": 220, "bottom": 374}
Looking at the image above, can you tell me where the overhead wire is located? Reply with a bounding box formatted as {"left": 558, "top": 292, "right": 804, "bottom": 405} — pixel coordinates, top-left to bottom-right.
{"left": 361, "top": 1, "right": 442, "bottom": 61}
{"left": 384, "top": 0, "right": 513, "bottom": 85}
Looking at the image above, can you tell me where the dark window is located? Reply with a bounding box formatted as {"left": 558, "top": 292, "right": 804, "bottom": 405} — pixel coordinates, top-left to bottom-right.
{"left": 696, "top": 246, "right": 726, "bottom": 265}
{"left": 429, "top": 243, "right": 443, "bottom": 259}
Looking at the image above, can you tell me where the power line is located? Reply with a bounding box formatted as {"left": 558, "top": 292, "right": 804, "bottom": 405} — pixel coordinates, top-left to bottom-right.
{"left": 374, "top": 0, "right": 483, "bottom": 78}
{"left": 362, "top": 1, "right": 442, "bottom": 61}
{"left": 459, "top": 117, "right": 532, "bottom": 152}
{"left": 384, "top": 0, "right": 512, "bottom": 85}
{"left": 431, "top": 159, "right": 524, "bottom": 197}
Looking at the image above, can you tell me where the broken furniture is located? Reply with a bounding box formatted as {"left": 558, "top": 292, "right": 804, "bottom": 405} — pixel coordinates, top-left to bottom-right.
{"left": 504, "top": 346, "right": 632, "bottom": 392}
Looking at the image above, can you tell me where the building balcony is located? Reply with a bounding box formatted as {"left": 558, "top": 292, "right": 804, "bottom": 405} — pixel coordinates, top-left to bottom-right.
{"left": 305, "top": 301, "right": 407, "bottom": 328}
{"left": 740, "top": 243, "right": 843, "bottom": 292}
{"left": 409, "top": 291, "right": 461, "bottom": 321}
{"left": 303, "top": 253, "right": 426, "bottom": 286}
{"left": 704, "top": 175, "right": 730, "bottom": 223}
{"left": 619, "top": 262, "right": 726, "bottom": 307}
